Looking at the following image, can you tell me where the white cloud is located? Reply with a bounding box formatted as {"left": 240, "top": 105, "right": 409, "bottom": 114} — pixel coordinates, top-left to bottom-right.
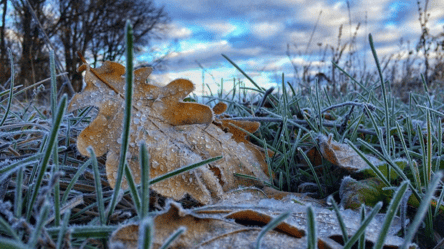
{"left": 273, "top": 0, "right": 305, "bottom": 5}
{"left": 372, "top": 26, "right": 403, "bottom": 43}
{"left": 251, "top": 22, "right": 285, "bottom": 39}
{"left": 169, "top": 40, "right": 231, "bottom": 61}
{"left": 166, "top": 23, "right": 192, "bottom": 39}
{"left": 370, "top": 44, "right": 400, "bottom": 58}
{"left": 288, "top": 31, "right": 309, "bottom": 43}
{"left": 151, "top": 0, "right": 444, "bottom": 91}
{"left": 202, "top": 22, "right": 236, "bottom": 37}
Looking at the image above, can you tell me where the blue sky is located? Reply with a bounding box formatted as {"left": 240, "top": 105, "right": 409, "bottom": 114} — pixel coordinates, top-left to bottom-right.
{"left": 142, "top": 0, "right": 444, "bottom": 96}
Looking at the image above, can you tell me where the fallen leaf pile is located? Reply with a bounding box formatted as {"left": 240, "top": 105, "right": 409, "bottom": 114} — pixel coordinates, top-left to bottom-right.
{"left": 110, "top": 189, "right": 415, "bottom": 248}
{"left": 68, "top": 60, "right": 270, "bottom": 204}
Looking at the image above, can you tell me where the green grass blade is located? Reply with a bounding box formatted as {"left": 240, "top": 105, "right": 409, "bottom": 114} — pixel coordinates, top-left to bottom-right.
{"left": 47, "top": 225, "right": 117, "bottom": 239}
{"left": 50, "top": 49, "right": 61, "bottom": 226}
{"left": 159, "top": 227, "right": 186, "bottom": 249}
{"left": 401, "top": 171, "right": 443, "bottom": 249}
{"left": 88, "top": 148, "right": 106, "bottom": 225}
{"left": 124, "top": 163, "right": 141, "bottom": 216}
{"left": 50, "top": 50, "right": 57, "bottom": 117}
{"left": 434, "top": 183, "right": 444, "bottom": 218}
{"left": 359, "top": 205, "right": 366, "bottom": 249}
{"left": 256, "top": 211, "right": 291, "bottom": 249}
{"left": 332, "top": 60, "right": 370, "bottom": 95}
{"left": 0, "top": 216, "right": 20, "bottom": 240}
{"left": 343, "top": 202, "right": 383, "bottom": 249}
{"left": 107, "top": 20, "right": 135, "bottom": 223}
{"left": 0, "top": 153, "right": 43, "bottom": 174}
{"left": 56, "top": 209, "right": 71, "bottom": 249}
{"left": 315, "top": 80, "right": 322, "bottom": 131}
{"left": 140, "top": 142, "right": 150, "bottom": 218}
{"left": 27, "top": 94, "right": 67, "bottom": 220}
{"left": 222, "top": 54, "right": 263, "bottom": 91}
{"left": 298, "top": 147, "right": 324, "bottom": 197}
{"left": 139, "top": 217, "right": 154, "bottom": 249}
{"left": 263, "top": 140, "right": 273, "bottom": 186}
{"left": 306, "top": 206, "right": 317, "bottom": 249}
{"left": 0, "top": 73, "right": 67, "bottom": 105}
{"left": 149, "top": 156, "right": 222, "bottom": 185}
{"left": 61, "top": 158, "right": 92, "bottom": 205}
{"left": 368, "top": 33, "right": 391, "bottom": 156}
{"left": 347, "top": 139, "right": 390, "bottom": 186}
{"left": 416, "top": 124, "right": 428, "bottom": 188}
{"left": 426, "top": 110, "right": 432, "bottom": 185}
{"left": 395, "top": 121, "right": 419, "bottom": 189}
{"left": 327, "top": 196, "right": 348, "bottom": 243}
{"left": 434, "top": 119, "right": 442, "bottom": 174}
{"left": 0, "top": 85, "right": 20, "bottom": 98}
{"left": 353, "top": 138, "right": 422, "bottom": 203}
{"left": 52, "top": 165, "right": 61, "bottom": 226}
{"left": 0, "top": 49, "right": 15, "bottom": 126}
{"left": 234, "top": 173, "right": 276, "bottom": 188}
{"left": 0, "top": 237, "right": 26, "bottom": 249}
{"left": 228, "top": 122, "right": 279, "bottom": 153}
{"left": 28, "top": 202, "right": 50, "bottom": 248}
{"left": 14, "top": 167, "right": 24, "bottom": 218}
{"left": 287, "top": 81, "right": 296, "bottom": 96}
{"left": 373, "top": 181, "right": 409, "bottom": 249}
{"left": 0, "top": 160, "right": 37, "bottom": 182}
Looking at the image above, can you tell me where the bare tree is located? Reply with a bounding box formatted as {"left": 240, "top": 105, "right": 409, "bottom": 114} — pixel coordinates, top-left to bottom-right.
{"left": 0, "top": 0, "right": 7, "bottom": 59}
{"left": 10, "top": 0, "right": 47, "bottom": 96}
{"left": 55, "top": 0, "right": 169, "bottom": 92}
{"left": 0, "top": 0, "right": 9, "bottom": 85}
{"left": 8, "top": 0, "right": 170, "bottom": 94}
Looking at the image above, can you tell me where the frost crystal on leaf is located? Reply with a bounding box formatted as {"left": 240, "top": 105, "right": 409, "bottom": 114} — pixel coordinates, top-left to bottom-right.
{"left": 68, "top": 60, "right": 270, "bottom": 204}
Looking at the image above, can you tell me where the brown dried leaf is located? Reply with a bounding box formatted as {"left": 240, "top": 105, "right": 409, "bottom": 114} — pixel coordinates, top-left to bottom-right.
{"left": 200, "top": 190, "right": 415, "bottom": 248}
{"left": 303, "top": 146, "right": 323, "bottom": 167}
{"left": 110, "top": 191, "right": 416, "bottom": 248}
{"left": 109, "top": 200, "right": 306, "bottom": 249}
{"left": 212, "top": 102, "right": 274, "bottom": 176}
{"left": 317, "top": 133, "right": 381, "bottom": 172}
{"left": 212, "top": 102, "right": 228, "bottom": 115}
{"left": 68, "top": 60, "right": 270, "bottom": 204}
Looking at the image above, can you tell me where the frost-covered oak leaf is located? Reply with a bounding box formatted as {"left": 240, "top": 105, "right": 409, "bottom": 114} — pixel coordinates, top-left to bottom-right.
{"left": 212, "top": 102, "right": 273, "bottom": 176}
{"left": 68, "top": 60, "right": 270, "bottom": 204}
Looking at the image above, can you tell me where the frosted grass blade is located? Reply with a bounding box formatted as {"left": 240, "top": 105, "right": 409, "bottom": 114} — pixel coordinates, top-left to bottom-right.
{"left": 107, "top": 20, "right": 135, "bottom": 223}
{"left": 0, "top": 49, "right": 15, "bottom": 126}
{"left": 27, "top": 95, "right": 67, "bottom": 220}
{"left": 373, "top": 181, "right": 409, "bottom": 249}
{"left": 256, "top": 211, "right": 291, "bottom": 249}
{"left": 401, "top": 172, "right": 443, "bottom": 249}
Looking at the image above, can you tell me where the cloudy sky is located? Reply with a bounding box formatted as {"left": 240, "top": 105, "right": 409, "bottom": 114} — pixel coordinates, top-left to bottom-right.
{"left": 142, "top": 0, "right": 444, "bottom": 96}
